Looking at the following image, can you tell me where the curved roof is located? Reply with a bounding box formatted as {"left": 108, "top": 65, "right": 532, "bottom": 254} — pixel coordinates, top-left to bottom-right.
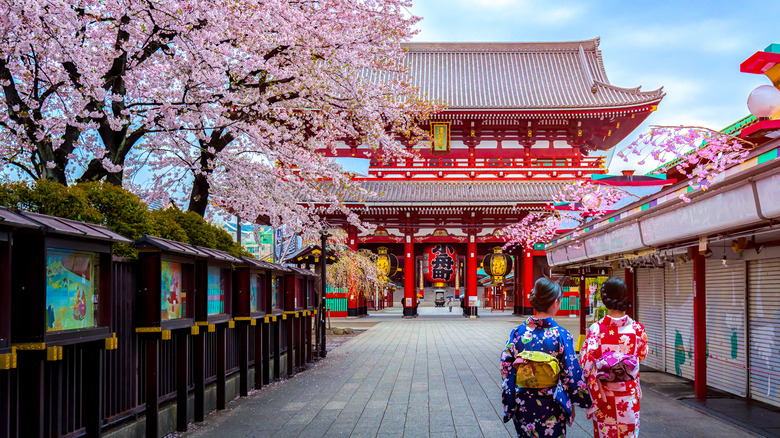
{"left": 401, "top": 38, "right": 664, "bottom": 110}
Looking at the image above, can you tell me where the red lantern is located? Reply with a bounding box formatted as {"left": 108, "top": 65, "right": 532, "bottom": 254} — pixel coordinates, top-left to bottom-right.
{"left": 422, "top": 244, "right": 457, "bottom": 287}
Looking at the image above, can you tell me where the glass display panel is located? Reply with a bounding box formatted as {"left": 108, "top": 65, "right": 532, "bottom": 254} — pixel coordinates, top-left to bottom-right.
{"left": 250, "top": 274, "right": 259, "bottom": 312}
{"left": 46, "top": 248, "right": 100, "bottom": 332}
{"left": 271, "top": 275, "right": 282, "bottom": 311}
{"left": 161, "top": 261, "right": 186, "bottom": 320}
{"left": 207, "top": 266, "right": 226, "bottom": 315}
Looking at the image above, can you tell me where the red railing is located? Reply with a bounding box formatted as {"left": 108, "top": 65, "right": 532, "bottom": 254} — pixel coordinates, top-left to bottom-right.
{"left": 366, "top": 156, "right": 605, "bottom": 179}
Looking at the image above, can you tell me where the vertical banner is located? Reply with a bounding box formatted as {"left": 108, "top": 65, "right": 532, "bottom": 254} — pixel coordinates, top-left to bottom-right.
{"left": 430, "top": 122, "right": 451, "bottom": 154}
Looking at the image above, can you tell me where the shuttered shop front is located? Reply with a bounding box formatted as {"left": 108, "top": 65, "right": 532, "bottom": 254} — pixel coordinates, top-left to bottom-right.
{"left": 748, "top": 258, "right": 780, "bottom": 408}
{"left": 705, "top": 259, "right": 747, "bottom": 397}
{"left": 635, "top": 267, "right": 665, "bottom": 372}
{"left": 664, "top": 263, "right": 694, "bottom": 380}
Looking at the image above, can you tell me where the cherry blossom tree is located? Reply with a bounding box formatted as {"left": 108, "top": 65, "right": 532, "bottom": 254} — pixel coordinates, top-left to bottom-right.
{"left": 618, "top": 125, "right": 754, "bottom": 201}
{"left": 502, "top": 212, "right": 562, "bottom": 250}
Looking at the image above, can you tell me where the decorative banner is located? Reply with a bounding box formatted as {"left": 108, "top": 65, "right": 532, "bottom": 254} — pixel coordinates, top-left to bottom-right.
{"left": 376, "top": 246, "right": 399, "bottom": 279}
{"left": 423, "top": 244, "right": 457, "bottom": 287}
{"left": 482, "top": 246, "right": 514, "bottom": 284}
{"left": 430, "top": 121, "right": 451, "bottom": 154}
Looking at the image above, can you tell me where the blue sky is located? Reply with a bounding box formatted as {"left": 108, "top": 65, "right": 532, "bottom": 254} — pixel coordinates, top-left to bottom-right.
{"left": 408, "top": 0, "right": 780, "bottom": 173}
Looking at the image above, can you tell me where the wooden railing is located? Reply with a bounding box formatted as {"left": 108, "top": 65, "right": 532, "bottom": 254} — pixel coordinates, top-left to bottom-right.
{"left": 366, "top": 156, "right": 605, "bottom": 179}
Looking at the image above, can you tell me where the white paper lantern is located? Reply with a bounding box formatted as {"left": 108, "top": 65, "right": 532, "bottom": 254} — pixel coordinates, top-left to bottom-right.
{"left": 747, "top": 85, "right": 780, "bottom": 118}
{"left": 582, "top": 193, "right": 602, "bottom": 210}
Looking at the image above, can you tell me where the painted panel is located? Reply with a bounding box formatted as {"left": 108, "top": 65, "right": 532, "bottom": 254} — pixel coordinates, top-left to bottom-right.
{"left": 250, "top": 274, "right": 259, "bottom": 313}
{"left": 207, "top": 266, "right": 225, "bottom": 315}
{"left": 642, "top": 184, "right": 760, "bottom": 247}
{"left": 161, "top": 261, "right": 186, "bottom": 320}
{"left": 46, "top": 248, "right": 100, "bottom": 332}
{"left": 272, "top": 275, "right": 282, "bottom": 311}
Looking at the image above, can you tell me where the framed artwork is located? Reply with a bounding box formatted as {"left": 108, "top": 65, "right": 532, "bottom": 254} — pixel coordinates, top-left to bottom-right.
{"left": 207, "top": 266, "right": 226, "bottom": 315}
{"left": 161, "top": 261, "right": 186, "bottom": 320}
{"left": 430, "top": 121, "right": 451, "bottom": 154}
{"left": 271, "top": 275, "right": 282, "bottom": 311}
{"left": 45, "top": 248, "right": 100, "bottom": 332}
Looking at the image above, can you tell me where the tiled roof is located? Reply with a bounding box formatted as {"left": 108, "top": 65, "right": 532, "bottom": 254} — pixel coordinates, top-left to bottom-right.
{"left": 20, "top": 211, "right": 131, "bottom": 243}
{"left": 396, "top": 39, "right": 664, "bottom": 110}
{"left": 350, "top": 181, "right": 567, "bottom": 204}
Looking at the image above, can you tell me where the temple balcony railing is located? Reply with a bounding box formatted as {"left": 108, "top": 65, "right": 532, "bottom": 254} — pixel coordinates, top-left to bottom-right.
{"left": 362, "top": 156, "right": 605, "bottom": 180}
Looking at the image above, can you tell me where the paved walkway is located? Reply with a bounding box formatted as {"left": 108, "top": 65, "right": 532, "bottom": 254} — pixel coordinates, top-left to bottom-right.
{"left": 183, "top": 316, "right": 757, "bottom": 438}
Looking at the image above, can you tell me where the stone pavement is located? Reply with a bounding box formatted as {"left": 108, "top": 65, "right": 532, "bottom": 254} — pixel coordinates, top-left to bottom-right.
{"left": 182, "top": 315, "right": 758, "bottom": 438}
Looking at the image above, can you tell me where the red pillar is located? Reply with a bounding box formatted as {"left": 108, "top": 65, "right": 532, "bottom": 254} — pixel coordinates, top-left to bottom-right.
{"left": 523, "top": 248, "right": 534, "bottom": 314}
{"left": 466, "top": 233, "right": 478, "bottom": 317}
{"left": 347, "top": 227, "right": 358, "bottom": 317}
{"left": 579, "top": 270, "right": 587, "bottom": 344}
{"left": 625, "top": 268, "right": 635, "bottom": 319}
{"left": 403, "top": 232, "right": 416, "bottom": 317}
{"left": 513, "top": 249, "right": 522, "bottom": 315}
{"left": 693, "top": 249, "right": 707, "bottom": 399}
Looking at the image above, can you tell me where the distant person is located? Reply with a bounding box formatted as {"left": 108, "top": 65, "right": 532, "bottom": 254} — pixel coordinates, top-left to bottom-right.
{"left": 579, "top": 278, "right": 648, "bottom": 438}
{"left": 447, "top": 297, "right": 453, "bottom": 312}
{"left": 500, "top": 277, "right": 591, "bottom": 437}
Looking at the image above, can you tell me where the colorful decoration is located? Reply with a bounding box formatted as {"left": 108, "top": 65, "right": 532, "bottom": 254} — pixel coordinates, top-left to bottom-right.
{"left": 161, "top": 261, "right": 185, "bottom": 320}
{"left": 271, "top": 276, "right": 282, "bottom": 310}
{"left": 431, "top": 121, "right": 451, "bottom": 154}
{"left": 207, "top": 266, "right": 225, "bottom": 315}
{"left": 376, "top": 247, "right": 398, "bottom": 279}
{"left": 482, "top": 247, "right": 513, "bottom": 284}
{"left": 422, "top": 244, "right": 457, "bottom": 287}
{"left": 45, "top": 248, "right": 99, "bottom": 332}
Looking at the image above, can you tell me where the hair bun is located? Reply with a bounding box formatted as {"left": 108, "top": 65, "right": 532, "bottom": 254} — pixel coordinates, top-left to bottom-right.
{"left": 601, "top": 278, "right": 630, "bottom": 311}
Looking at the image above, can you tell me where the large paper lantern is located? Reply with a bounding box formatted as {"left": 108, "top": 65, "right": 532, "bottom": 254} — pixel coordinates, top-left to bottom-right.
{"left": 482, "top": 246, "right": 514, "bottom": 284}
{"left": 422, "top": 244, "right": 457, "bottom": 287}
{"left": 376, "top": 246, "right": 398, "bottom": 279}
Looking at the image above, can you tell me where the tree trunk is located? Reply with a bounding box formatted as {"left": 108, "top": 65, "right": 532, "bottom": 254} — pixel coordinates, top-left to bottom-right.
{"left": 188, "top": 172, "right": 210, "bottom": 217}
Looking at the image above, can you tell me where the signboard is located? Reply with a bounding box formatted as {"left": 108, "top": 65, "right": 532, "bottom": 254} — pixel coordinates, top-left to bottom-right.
{"left": 405, "top": 297, "right": 413, "bottom": 307}
{"left": 468, "top": 296, "right": 479, "bottom": 307}
{"left": 430, "top": 122, "right": 451, "bottom": 154}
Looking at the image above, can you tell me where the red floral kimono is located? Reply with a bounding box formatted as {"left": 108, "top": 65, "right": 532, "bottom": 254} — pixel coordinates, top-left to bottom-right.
{"left": 579, "top": 315, "right": 648, "bottom": 438}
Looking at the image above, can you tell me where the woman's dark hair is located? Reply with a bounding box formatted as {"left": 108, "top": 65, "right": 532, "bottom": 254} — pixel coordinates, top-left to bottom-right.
{"left": 530, "top": 277, "right": 563, "bottom": 312}
{"left": 601, "top": 277, "right": 631, "bottom": 311}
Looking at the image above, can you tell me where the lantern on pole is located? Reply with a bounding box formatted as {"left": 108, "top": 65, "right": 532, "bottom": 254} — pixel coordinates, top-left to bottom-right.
{"left": 422, "top": 244, "right": 457, "bottom": 287}
{"left": 482, "top": 246, "right": 513, "bottom": 284}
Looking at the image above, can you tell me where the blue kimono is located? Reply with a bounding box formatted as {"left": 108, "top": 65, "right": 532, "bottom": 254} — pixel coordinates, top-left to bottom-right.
{"left": 500, "top": 317, "right": 592, "bottom": 437}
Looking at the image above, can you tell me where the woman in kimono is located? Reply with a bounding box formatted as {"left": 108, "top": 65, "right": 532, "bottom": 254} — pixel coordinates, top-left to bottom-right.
{"left": 500, "top": 278, "right": 592, "bottom": 437}
{"left": 580, "top": 277, "right": 648, "bottom": 438}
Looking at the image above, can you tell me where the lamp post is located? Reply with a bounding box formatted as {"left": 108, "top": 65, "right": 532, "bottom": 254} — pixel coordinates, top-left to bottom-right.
{"left": 319, "top": 230, "right": 329, "bottom": 358}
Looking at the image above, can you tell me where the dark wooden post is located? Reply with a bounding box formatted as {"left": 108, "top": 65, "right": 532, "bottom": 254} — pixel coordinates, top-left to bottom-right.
{"left": 253, "top": 323, "right": 263, "bottom": 390}
{"left": 262, "top": 321, "right": 271, "bottom": 385}
{"left": 306, "top": 314, "right": 312, "bottom": 364}
{"left": 286, "top": 316, "right": 294, "bottom": 377}
{"left": 193, "top": 330, "right": 205, "bottom": 422}
{"left": 176, "top": 330, "right": 189, "bottom": 432}
{"left": 272, "top": 321, "right": 281, "bottom": 380}
{"left": 43, "top": 355, "right": 62, "bottom": 438}
{"left": 84, "top": 342, "right": 104, "bottom": 438}
{"left": 0, "top": 367, "right": 10, "bottom": 438}
{"left": 144, "top": 338, "right": 159, "bottom": 438}
{"left": 216, "top": 324, "right": 227, "bottom": 410}
{"left": 693, "top": 249, "right": 707, "bottom": 399}
{"left": 16, "top": 351, "right": 45, "bottom": 438}
{"left": 239, "top": 322, "right": 249, "bottom": 397}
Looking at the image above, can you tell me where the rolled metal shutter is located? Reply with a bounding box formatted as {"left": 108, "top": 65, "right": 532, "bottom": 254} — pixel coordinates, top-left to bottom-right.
{"left": 664, "top": 262, "right": 695, "bottom": 380}
{"left": 705, "top": 259, "right": 747, "bottom": 397}
{"left": 635, "top": 267, "right": 665, "bottom": 371}
{"left": 610, "top": 268, "right": 625, "bottom": 282}
{"left": 748, "top": 258, "right": 780, "bottom": 407}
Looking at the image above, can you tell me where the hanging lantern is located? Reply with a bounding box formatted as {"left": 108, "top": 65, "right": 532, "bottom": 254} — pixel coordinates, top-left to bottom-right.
{"left": 482, "top": 246, "right": 514, "bottom": 284}
{"left": 422, "top": 244, "right": 457, "bottom": 287}
{"left": 376, "top": 246, "right": 398, "bottom": 280}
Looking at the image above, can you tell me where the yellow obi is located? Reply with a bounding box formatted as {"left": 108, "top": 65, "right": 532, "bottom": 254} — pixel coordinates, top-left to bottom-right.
{"left": 515, "top": 351, "right": 561, "bottom": 389}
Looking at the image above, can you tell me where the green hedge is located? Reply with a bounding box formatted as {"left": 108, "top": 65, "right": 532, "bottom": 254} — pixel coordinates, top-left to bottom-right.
{"left": 0, "top": 180, "right": 252, "bottom": 258}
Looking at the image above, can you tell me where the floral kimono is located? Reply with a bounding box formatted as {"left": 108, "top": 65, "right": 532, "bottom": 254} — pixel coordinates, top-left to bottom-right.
{"left": 579, "top": 315, "right": 648, "bottom": 438}
{"left": 501, "top": 317, "right": 591, "bottom": 437}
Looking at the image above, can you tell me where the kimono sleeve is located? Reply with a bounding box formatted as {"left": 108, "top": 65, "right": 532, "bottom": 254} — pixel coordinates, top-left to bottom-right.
{"left": 558, "top": 328, "right": 592, "bottom": 409}
{"left": 634, "top": 321, "right": 649, "bottom": 361}
{"left": 500, "top": 326, "right": 522, "bottom": 380}
{"left": 579, "top": 323, "right": 605, "bottom": 418}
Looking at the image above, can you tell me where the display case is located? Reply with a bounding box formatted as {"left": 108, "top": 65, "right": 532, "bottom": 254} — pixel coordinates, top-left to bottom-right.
{"left": 194, "top": 247, "right": 240, "bottom": 325}
{"left": 133, "top": 235, "right": 203, "bottom": 331}
{"left": 233, "top": 257, "right": 274, "bottom": 320}
{"left": 11, "top": 211, "right": 130, "bottom": 346}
